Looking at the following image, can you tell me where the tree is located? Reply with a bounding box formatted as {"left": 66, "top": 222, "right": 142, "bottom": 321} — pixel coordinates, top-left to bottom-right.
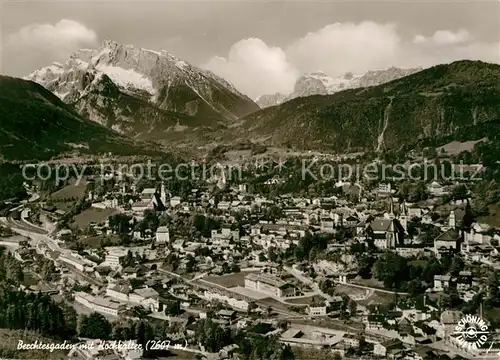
{"left": 0, "top": 289, "right": 69, "bottom": 337}
{"left": 79, "top": 313, "right": 111, "bottom": 340}
{"left": 319, "top": 278, "right": 336, "bottom": 296}
{"left": 373, "top": 253, "right": 409, "bottom": 289}
{"left": 309, "top": 248, "right": 318, "bottom": 262}
{"left": 450, "top": 256, "right": 465, "bottom": 276}
{"left": 164, "top": 300, "right": 181, "bottom": 316}
{"left": 41, "top": 260, "right": 56, "bottom": 281}
{"left": 195, "top": 319, "right": 231, "bottom": 352}
{"left": 407, "top": 279, "right": 425, "bottom": 297}
{"left": 186, "top": 255, "right": 197, "bottom": 273}
{"left": 452, "top": 185, "right": 468, "bottom": 200}
{"left": 358, "top": 254, "right": 376, "bottom": 279}
{"left": 439, "top": 290, "right": 462, "bottom": 310}
{"left": 108, "top": 213, "right": 132, "bottom": 234}
{"left": 268, "top": 247, "right": 278, "bottom": 262}
{"left": 231, "top": 263, "right": 241, "bottom": 273}
{"left": 408, "top": 181, "right": 427, "bottom": 202}
{"left": 120, "top": 250, "right": 136, "bottom": 267}
{"left": 418, "top": 224, "right": 441, "bottom": 246}
{"left": 350, "top": 242, "right": 365, "bottom": 254}
{"left": 349, "top": 301, "right": 357, "bottom": 316}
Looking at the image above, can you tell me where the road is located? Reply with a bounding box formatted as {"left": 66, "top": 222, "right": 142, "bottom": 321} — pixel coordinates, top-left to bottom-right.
{"left": 284, "top": 265, "right": 409, "bottom": 297}
{"left": 335, "top": 281, "right": 409, "bottom": 296}
{"left": 284, "top": 265, "right": 334, "bottom": 302}
{"left": 27, "top": 193, "right": 40, "bottom": 203}
{"left": 2, "top": 214, "right": 103, "bottom": 286}
{"left": 2, "top": 215, "right": 47, "bottom": 235}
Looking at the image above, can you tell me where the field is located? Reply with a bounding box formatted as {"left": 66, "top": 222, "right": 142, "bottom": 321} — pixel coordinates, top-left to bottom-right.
{"left": 80, "top": 234, "right": 120, "bottom": 248}
{"left": 409, "top": 259, "right": 429, "bottom": 267}
{"left": 352, "top": 278, "right": 385, "bottom": 289}
{"left": 52, "top": 201, "right": 73, "bottom": 212}
{"left": 356, "top": 290, "right": 398, "bottom": 307}
{"left": 335, "top": 284, "right": 400, "bottom": 307}
{"left": 478, "top": 204, "right": 500, "bottom": 228}
{"left": 437, "top": 138, "right": 487, "bottom": 155}
{"left": 49, "top": 181, "right": 87, "bottom": 201}
{"left": 73, "top": 207, "right": 118, "bottom": 229}
{"left": 284, "top": 296, "right": 317, "bottom": 306}
{"left": 335, "top": 284, "right": 367, "bottom": 298}
{"left": 256, "top": 297, "right": 293, "bottom": 313}
{"left": 204, "top": 271, "right": 257, "bottom": 288}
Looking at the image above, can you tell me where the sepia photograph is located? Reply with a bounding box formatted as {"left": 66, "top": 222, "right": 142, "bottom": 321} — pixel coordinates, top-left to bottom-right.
{"left": 0, "top": 0, "right": 499, "bottom": 359}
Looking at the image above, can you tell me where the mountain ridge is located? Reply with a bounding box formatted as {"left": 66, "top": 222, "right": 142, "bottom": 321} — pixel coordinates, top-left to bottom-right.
{"left": 237, "top": 60, "right": 500, "bottom": 152}
{"left": 0, "top": 75, "right": 166, "bottom": 160}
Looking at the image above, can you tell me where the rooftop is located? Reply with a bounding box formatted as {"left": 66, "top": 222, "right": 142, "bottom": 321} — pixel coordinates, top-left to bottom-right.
{"left": 156, "top": 226, "right": 169, "bottom": 233}
{"left": 435, "top": 229, "right": 462, "bottom": 242}
{"left": 245, "top": 273, "right": 287, "bottom": 288}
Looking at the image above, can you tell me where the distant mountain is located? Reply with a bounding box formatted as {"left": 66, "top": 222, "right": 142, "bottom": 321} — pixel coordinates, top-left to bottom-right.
{"left": 256, "top": 93, "right": 287, "bottom": 108}
{"left": 0, "top": 76, "right": 161, "bottom": 160}
{"left": 26, "top": 40, "right": 259, "bottom": 140}
{"left": 234, "top": 61, "right": 500, "bottom": 152}
{"left": 257, "top": 67, "right": 422, "bottom": 108}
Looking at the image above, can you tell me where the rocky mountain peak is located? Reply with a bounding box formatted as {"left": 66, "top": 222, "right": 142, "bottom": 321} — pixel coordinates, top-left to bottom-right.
{"left": 257, "top": 66, "right": 423, "bottom": 108}
{"left": 26, "top": 40, "right": 258, "bottom": 138}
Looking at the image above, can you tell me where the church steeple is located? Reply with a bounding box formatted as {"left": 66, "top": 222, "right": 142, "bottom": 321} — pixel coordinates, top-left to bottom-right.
{"left": 389, "top": 197, "right": 395, "bottom": 219}
{"left": 217, "top": 167, "right": 227, "bottom": 189}
{"left": 160, "top": 182, "right": 167, "bottom": 205}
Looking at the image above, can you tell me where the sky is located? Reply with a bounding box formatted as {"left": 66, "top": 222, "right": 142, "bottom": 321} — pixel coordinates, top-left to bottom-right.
{"left": 0, "top": 0, "right": 499, "bottom": 98}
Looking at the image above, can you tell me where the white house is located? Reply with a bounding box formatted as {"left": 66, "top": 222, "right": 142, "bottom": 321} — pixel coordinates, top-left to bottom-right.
{"left": 156, "top": 226, "right": 170, "bottom": 244}
{"left": 308, "top": 305, "right": 327, "bottom": 316}
{"left": 170, "top": 196, "right": 182, "bottom": 208}
{"left": 59, "top": 252, "right": 94, "bottom": 272}
{"left": 74, "top": 292, "right": 124, "bottom": 316}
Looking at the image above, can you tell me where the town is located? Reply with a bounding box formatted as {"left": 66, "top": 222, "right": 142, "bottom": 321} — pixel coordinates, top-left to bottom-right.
{"left": 0, "top": 146, "right": 499, "bottom": 360}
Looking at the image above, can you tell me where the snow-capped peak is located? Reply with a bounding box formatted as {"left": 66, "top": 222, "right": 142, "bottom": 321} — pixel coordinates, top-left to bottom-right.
{"left": 257, "top": 66, "right": 423, "bottom": 108}
{"left": 25, "top": 40, "right": 258, "bottom": 133}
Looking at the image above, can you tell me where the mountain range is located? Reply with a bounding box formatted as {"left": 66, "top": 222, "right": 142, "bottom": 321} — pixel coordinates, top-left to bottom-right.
{"left": 2, "top": 40, "right": 500, "bottom": 160}
{"left": 238, "top": 60, "right": 500, "bottom": 152}
{"left": 26, "top": 40, "right": 259, "bottom": 142}
{"left": 256, "top": 67, "right": 422, "bottom": 108}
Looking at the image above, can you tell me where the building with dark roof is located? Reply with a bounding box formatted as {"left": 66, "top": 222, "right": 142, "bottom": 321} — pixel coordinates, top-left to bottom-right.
{"left": 366, "top": 218, "right": 405, "bottom": 249}
{"left": 434, "top": 228, "right": 462, "bottom": 258}
{"left": 244, "top": 273, "right": 297, "bottom": 298}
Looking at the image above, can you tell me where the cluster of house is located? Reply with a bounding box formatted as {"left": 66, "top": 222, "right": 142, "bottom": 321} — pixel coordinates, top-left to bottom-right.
{"left": 74, "top": 281, "right": 161, "bottom": 316}
{"left": 13, "top": 165, "right": 500, "bottom": 360}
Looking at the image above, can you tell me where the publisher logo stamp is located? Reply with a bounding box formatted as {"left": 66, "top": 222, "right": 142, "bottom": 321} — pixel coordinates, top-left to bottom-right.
{"left": 453, "top": 314, "right": 490, "bottom": 351}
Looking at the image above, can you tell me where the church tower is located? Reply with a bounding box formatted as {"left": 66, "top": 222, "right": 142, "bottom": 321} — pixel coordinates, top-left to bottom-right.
{"left": 399, "top": 200, "right": 409, "bottom": 232}
{"left": 388, "top": 197, "right": 395, "bottom": 219}
{"left": 217, "top": 168, "right": 227, "bottom": 189}
{"left": 449, "top": 210, "right": 456, "bottom": 228}
{"left": 160, "top": 183, "right": 167, "bottom": 206}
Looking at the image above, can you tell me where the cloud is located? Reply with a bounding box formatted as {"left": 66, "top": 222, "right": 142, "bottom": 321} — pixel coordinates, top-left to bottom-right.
{"left": 413, "top": 29, "right": 472, "bottom": 45}
{"left": 204, "top": 38, "right": 298, "bottom": 99}
{"left": 206, "top": 23, "right": 499, "bottom": 98}
{"left": 286, "top": 22, "right": 402, "bottom": 76}
{"left": 4, "top": 19, "right": 98, "bottom": 75}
